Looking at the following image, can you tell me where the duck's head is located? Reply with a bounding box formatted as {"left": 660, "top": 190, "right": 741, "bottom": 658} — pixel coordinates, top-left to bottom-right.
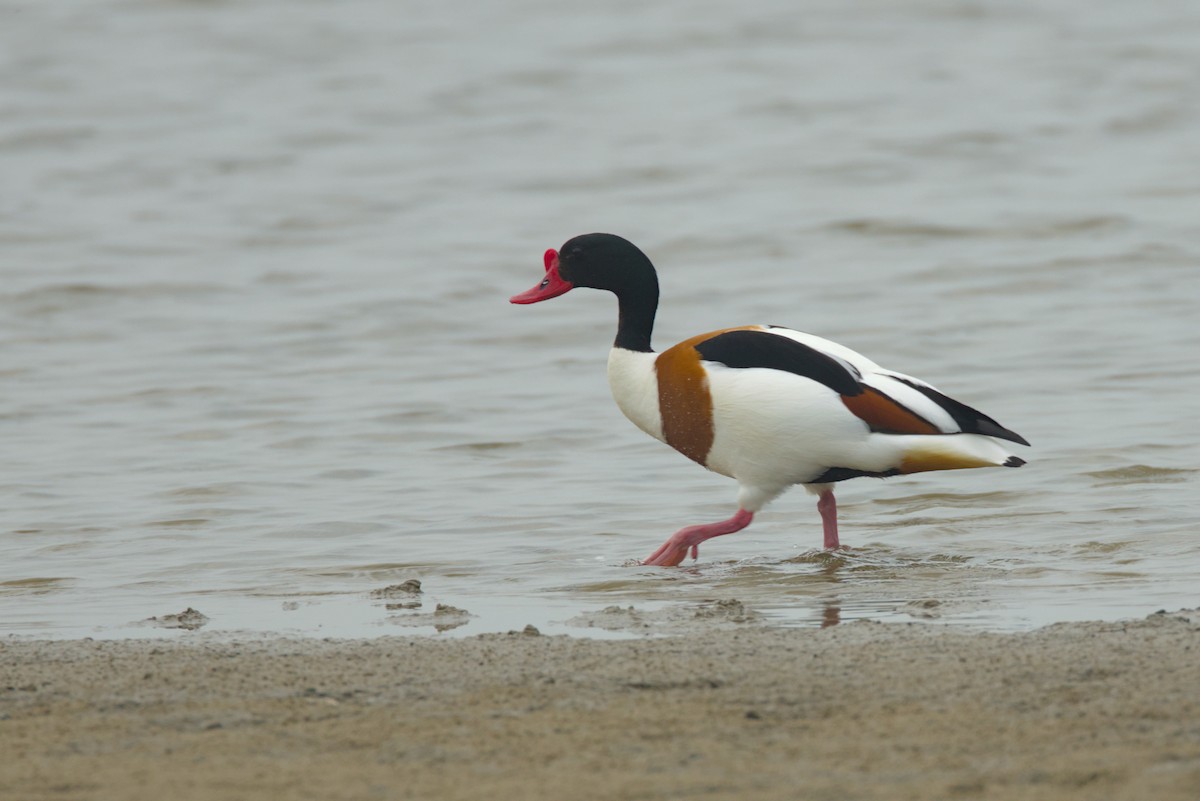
{"left": 509, "top": 233, "right": 657, "bottom": 304}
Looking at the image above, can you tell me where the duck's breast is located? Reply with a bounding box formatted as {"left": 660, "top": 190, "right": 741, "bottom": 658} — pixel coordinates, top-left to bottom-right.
{"left": 606, "top": 347, "right": 663, "bottom": 442}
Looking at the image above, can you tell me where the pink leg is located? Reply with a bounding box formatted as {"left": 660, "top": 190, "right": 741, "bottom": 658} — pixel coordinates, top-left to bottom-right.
{"left": 641, "top": 508, "right": 754, "bottom": 567}
{"left": 817, "top": 489, "right": 840, "bottom": 549}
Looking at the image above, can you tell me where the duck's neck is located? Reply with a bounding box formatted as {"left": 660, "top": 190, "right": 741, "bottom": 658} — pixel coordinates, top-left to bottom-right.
{"left": 612, "top": 277, "right": 659, "bottom": 353}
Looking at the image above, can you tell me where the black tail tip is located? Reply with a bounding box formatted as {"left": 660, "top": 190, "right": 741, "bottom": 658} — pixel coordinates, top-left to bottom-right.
{"left": 1004, "top": 456, "right": 1027, "bottom": 468}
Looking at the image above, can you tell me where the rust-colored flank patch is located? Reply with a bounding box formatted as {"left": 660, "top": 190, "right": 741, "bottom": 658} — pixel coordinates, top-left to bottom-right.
{"left": 655, "top": 327, "right": 755, "bottom": 466}
{"left": 842, "top": 387, "right": 941, "bottom": 436}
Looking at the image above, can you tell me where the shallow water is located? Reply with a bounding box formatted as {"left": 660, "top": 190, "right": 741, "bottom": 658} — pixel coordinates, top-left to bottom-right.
{"left": 2, "top": 0, "right": 1198, "bottom": 639}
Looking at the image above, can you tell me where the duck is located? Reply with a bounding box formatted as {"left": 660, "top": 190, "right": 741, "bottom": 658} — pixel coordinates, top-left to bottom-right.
{"left": 510, "top": 233, "right": 1029, "bottom": 567}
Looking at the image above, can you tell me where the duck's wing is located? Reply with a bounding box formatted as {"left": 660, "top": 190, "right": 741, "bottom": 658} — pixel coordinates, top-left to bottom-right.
{"left": 865, "top": 369, "right": 1030, "bottom": 445}
{"left": 693, "top": 326, "right": 1029, "bottom": 446}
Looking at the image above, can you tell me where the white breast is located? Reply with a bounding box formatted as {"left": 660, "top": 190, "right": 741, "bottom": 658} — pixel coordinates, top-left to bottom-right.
{"left": 606, "top": 348, "right": 663, "bottom": 442}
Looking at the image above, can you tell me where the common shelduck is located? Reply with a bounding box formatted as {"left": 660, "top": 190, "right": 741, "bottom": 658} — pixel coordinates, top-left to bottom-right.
{"left": 510, "top": 233, "right": 1029, "bottom": 567}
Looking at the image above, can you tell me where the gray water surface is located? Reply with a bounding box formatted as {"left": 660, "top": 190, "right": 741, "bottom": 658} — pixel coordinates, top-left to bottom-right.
{"left": 2, "top": 0, "right": 1198, "bottom": 639}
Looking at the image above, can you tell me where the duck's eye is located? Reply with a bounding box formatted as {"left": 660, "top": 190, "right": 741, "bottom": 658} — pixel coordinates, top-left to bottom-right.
{"left": 540, "top": 278, "right": 550, "bottom": 288}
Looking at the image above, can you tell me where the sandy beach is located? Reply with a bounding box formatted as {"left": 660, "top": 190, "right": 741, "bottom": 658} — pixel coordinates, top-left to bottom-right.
{"left": 3, "top": 610, "right": 1198, "bottom": 801}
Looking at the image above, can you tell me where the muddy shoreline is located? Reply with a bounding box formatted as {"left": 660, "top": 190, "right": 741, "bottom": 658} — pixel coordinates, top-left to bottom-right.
{"left": 3, "top": 611, "right": 1199, "bottom": 800}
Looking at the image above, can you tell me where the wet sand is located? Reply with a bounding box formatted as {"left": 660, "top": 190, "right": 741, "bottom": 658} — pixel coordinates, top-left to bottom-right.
{"left": 3, "top": 611, "right": 1199, "bottom": 801}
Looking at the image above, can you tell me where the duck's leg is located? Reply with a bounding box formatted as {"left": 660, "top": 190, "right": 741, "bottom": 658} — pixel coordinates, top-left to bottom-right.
{"left": 817, "top": 489, "right": 840, "bottom": 549}
{"left": 641, "top": 508, "right": 754, "bottom": 567}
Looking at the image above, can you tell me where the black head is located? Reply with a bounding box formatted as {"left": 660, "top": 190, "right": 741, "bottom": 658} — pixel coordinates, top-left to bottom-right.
{"left": 509, "top": 232, "right": 659, "bottom": 304}
{"left": 555, "top": 233, "right": 657, "bottom": 294}
{"left": 509, "top": 232, "right": 661, "bottom": 352}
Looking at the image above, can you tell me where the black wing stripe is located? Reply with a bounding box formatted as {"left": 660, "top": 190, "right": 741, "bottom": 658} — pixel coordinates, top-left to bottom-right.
{"left": 694, "top": 330, "right": 862, "bottom": 396}
{"left": 893, "top": 377, "right": 1030, "bottom": 446}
